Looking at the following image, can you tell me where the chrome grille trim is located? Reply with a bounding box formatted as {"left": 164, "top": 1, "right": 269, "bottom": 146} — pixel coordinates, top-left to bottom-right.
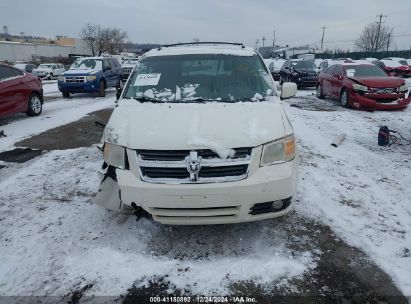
{"left": 65, "top": 76, "right": 86, "bottom": 83}
{"left": 136, "top": 148, "right": 252, "bottom": 184}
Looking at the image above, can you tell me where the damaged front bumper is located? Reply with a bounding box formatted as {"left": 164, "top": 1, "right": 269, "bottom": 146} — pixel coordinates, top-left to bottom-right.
{"left": 350, "top": 91, "right": 411, "bottom": 111}
{"left": 93, "top": 165, "right": 122, "bottom": 211}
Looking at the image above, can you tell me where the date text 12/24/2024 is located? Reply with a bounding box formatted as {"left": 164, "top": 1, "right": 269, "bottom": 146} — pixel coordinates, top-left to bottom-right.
{"left": 149, "top": 296, "right": 257, "bottom": 303}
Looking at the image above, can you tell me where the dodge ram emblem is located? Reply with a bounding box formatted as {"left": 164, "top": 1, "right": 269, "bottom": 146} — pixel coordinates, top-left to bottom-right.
{"left": 186, "top": 151, "right": 201, "bottom": 181}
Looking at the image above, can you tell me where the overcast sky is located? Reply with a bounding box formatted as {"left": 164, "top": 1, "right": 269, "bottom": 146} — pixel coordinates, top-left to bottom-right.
{"left": 1, "top": 0, "right": 410, "bottom": 50}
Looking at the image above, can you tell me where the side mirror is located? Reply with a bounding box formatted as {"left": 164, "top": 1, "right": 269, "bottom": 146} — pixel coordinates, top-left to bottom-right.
{"left": 281, "top": 82, "right": 297, "bottom": 99}
{"left": 105, "top": 66, "right": 111, "bottom": 71}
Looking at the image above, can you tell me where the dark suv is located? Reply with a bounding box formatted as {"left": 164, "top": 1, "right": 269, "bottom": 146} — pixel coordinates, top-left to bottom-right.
{"left": 280, "top": 59, "right": 318, "bottom": 88}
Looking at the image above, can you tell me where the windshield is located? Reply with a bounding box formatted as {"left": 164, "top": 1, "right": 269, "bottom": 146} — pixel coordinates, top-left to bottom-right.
{"left": 71, "top": 59, "right": 102, "bottom": 70}
{"left": 291, "top": 60, "right": 316, "bottom": 69}
{"left": 123, "top": 54, "right": 275, "bottom": 103}
{"left": 39, "top": 64, "right": 53, "bottom": 68}
{"left": 343, "top": 65, "right": 387, "bottom": 77}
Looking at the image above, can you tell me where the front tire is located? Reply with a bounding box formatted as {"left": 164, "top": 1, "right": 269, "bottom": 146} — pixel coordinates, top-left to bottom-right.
{"left": 26, "top": 93, "right": 42, "bottom": 116}
{"left": 62, "top": 91, "right": 70, "bottom": 98}
{"left": 340, "top": 89, "right": 351, "bottom": 108}
{"left": 316, "top": 83, "right": 325, "bottom": 99}
{"left": 98, "top": 80, "right": 106, "bottom": 97}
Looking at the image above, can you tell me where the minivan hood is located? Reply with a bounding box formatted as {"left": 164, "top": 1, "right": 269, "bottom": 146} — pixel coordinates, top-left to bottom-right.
{"left": 104, "top": 101, "right": 287, "bottom": 154}
{"left": 349, "top": 77, "right": 404, "bottom": 88}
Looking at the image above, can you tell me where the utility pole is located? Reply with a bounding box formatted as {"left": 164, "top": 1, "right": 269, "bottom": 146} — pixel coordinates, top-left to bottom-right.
{"left": 255, "top": 38, "right": 259, "bottom": 51}
{"left": 320, "top": 26, "right": 326, "bottom": 50}
{"left": 386, "top": 32, "right": 391, "bottom": 51}
{"left": 272, "top": 29, "right": 276, "bottom": 58}
{"left": 375, "top": 14, "right": 387, "bottom": 52}
{"left": 262, "top": 36, "right": 266, "bottom": 48}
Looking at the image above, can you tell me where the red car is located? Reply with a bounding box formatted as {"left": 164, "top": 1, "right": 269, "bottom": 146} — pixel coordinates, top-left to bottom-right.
{"left": 373, "top": 59, "right": 411, "bottom": 77}
{"left": 316, "top": 63, "right": 410, "bottom": 111}
{"left": 0, "top": 63, "right": 43, "bottom": 117}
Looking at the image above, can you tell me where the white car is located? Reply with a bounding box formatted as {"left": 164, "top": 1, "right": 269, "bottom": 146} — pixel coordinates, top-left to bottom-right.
{"left": 121, "top": 58, "right": 140, "bottom": 81}
{"left": 32, "top": 63, "right": 65, "bottom": 79}
{"left": 94, "top": 43, "right": 298, "bottom": 225}
{"left": 268, "top": 58, "right": 286, "bottom": 80}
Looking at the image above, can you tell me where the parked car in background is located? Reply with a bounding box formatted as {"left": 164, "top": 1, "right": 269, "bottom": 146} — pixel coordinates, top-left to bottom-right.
{"left": 12, "top": 62, "right": 37, "bottom": 73}
{"left": 0, "top": 63, "right": 43, "bottom": 117}
{"left": 32, "top": 63, "right": 65, "bottom": 80}
{"left": 316, "top": 63, "right": 410, "bottom": 110}
{"left": 314, "top": 58, "right": 324, "bottom": 70}
{"left": 121, "top": 58, "right": 140, "bottom": 81}
{"left": 318, "top": 59, "right": 354, "bottom": 72}
{"left": 268, "top": 58, "right": 285, "bottom": 81}
{"left": 94, "top": 42, "right": 298, "bottom": 225}
{"left": 58, "top": 57, "right": 123, "bottom": 98}
{"left": 359, "top": 57, "right": 378, "bottom": 63}
{"left": 280, "top": 59, "right": 317, "bottom": 87}
{"left": 373, "top": 59, "right": 411, "bottom": 77}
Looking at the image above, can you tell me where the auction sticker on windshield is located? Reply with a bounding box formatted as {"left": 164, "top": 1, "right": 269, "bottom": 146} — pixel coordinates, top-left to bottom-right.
{"left": 134, "top": 73, "right": 161, "bottom": 86}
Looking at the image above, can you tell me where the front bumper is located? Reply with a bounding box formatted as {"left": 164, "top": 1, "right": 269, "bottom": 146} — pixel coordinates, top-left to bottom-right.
{"left": 292, "top": 76, "right": 317, "bottom": 87}
{"left": 350, "top": 91, "right": 411, "bottom": 111}
{"left": 58, "top": 80, "right": 100, "bottom": 93}
{"left": 97, "top": 146, "right": 298, "bottom": 225}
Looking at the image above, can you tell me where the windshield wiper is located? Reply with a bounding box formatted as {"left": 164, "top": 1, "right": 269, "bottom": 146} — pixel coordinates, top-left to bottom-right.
{"left": 133, "top": 96, "right": 166, "bottom": 103}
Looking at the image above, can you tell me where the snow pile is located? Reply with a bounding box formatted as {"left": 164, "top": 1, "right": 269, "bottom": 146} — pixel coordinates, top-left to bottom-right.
{"left": 0, "top": 148, "right": 315, "bottom": 296}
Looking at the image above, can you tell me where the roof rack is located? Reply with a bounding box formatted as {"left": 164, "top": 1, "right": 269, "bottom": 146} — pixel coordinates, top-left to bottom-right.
{"left": 158, "top": 42, "right": 245, "bottom": 50}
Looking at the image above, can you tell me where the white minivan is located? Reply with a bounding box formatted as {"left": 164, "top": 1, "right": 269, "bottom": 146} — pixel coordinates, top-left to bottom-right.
{"left": 95, "top": 43, "right": 298, "bottom": 225}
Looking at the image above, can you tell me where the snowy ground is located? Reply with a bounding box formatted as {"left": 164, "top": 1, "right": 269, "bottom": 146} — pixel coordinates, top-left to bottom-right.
{"left": 0, "top": 82, "right": 410, "bottom": 300}
{"left": 287, "top": 85, "right": 411, "bottom": 294}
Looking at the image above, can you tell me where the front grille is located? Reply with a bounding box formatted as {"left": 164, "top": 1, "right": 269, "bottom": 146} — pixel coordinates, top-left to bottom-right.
{"left": 122, "top": 67, "right": 133, "bottom": 74}
{"left": 65, "top": 76, "right": 85, "bottom": 83}
{"left": 137, "top": 148, "right": 252, "bottom": 184}
{"left": 138, "top": 148, "right": 251, "bottom": 161}
{"left": 141, "top": 164, "right": 248, "bottom": 179}
{"left": 299, "top": 72, "right": 317, "bottom": 78}
{"left": 369, "top": 87, "right": 398, "bottom": 94}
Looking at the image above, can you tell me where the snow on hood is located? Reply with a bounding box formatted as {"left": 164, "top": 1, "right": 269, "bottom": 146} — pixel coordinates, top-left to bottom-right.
{"left": 33, "top": 67, "right": 52, "bottom": 72}
{"left": 104, "top": 101, "right": 287, "bottom": 155}
{"left": 349, "top": 77, "right": 404, "bottom": 88}
{"left": 63, "top": 69, "right": 100, "bottom": 75}
{"left": 121, "top": 64, "right": 137, "bottom": 68}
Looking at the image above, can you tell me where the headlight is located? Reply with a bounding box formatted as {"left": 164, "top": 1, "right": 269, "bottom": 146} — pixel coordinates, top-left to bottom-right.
{"left": 352, "top": 84, "right": 369, "bottom": 92}
{"left": 103, "top": 143, "right": 127, "bottom": 169}
{"left": 399, "top": 84, "right": 408, "bottom": 93}
{"left": 57, "top": 75, "right": 64, "bottom": 82}
{"left": 86, "top": 75, "right": 97, "bottom": 81}
{"left": 260, "top": 134, "right": 296, "bottom": 166}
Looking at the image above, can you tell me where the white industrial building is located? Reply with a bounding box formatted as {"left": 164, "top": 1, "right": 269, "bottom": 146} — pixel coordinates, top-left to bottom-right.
{"left": 0, "top": 39, "right": 91, "bottom": 62}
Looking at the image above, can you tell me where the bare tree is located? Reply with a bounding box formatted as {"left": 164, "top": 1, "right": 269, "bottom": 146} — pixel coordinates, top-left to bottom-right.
{"left": 355, "top": 23, "right": 393, "bottom": 52}
{"left": 80, "top": 23, "right": 99, "bottom": 56}
{"left": 80, "top": 24, "right": 127, "bottom": 56}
